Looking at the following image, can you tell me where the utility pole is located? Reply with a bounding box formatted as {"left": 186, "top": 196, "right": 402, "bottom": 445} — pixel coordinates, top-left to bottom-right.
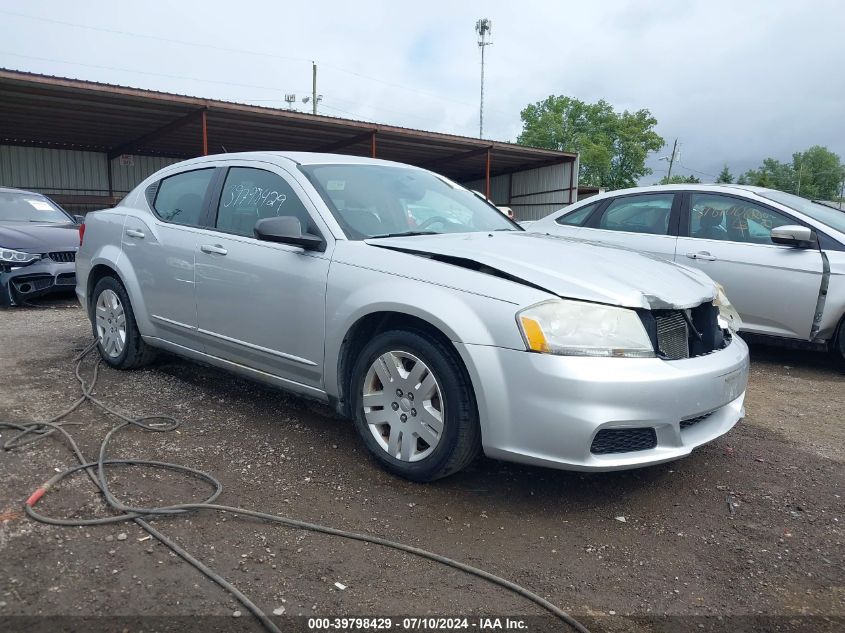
{"left": 312, "top": 61, "right": 318, "bottom": 115}
{"left": 666, "top": 138, "right": 678, "bottom": 180}
{"left": 475, "top": 19, "right": 492, "bottom": 139}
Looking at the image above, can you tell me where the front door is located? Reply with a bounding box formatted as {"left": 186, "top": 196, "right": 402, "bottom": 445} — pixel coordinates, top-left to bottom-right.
{"left": 194, "top": 163, "right": 331, "bottom": 393}
{"left": 675, "top": 191, "right": 824, "bottom": 339}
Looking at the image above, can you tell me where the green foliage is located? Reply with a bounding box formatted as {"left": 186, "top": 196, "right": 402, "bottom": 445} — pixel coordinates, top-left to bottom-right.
{"left": 517, "top": 95, "right": 664, "bottom": 190}
{"left": 792, "top": 146, "right": 843, "bottom": 200}
{"left": 715, "top": 165, "right": 734, "bottom": 184}
{"left": 739, "top": 146, "right": 843, "bottom": 199}
{"left": 659, "top": 174, "right": 701, "bottom": 184}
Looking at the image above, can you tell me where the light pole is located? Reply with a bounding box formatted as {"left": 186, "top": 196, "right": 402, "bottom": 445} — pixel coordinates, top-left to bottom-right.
{"left": 475, "top": 19, "right": 492, "bottom": 139}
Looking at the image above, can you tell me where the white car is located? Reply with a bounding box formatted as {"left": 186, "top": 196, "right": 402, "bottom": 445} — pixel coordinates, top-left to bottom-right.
{"left": 530, "top": 184, "right": 845, "bottom": 361}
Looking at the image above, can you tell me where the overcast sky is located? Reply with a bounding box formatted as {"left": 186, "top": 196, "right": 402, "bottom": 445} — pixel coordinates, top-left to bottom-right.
{"left": 1, "top": 0, "right": 843, "bottom": 183}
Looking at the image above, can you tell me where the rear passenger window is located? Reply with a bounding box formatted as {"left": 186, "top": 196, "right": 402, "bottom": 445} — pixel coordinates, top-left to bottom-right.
{"left": 598, "top": 194, "right": 674, "bottom": 235}
{"left": 153, "top": 168, "right": 215, "bottom": 226}
{"left": 215, "top": 167, "right": 314, "bottom": 237}
{"left": 556, "top": 202, "right": 598, "bottom": 226}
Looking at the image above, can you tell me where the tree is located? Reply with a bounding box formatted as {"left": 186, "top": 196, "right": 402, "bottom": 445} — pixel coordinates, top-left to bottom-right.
{"left": 738, "top": 146, "right": 843, "bottom": 199}
{"left": 792, "top": 146, "right": 843, "bottom": 200}
{"left": 659, "top": 174, "right": 701, "bottom": 184}
{"left": 715, "top": 165, "right": 734, "bottom": 183}
{"left": 740, "top": 158, "right": 795, "bottom": 192}
{"left": 517, "top": 95, "right": 664, "bottom": 190}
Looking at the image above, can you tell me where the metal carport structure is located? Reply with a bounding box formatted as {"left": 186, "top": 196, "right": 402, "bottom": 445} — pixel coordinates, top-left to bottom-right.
{"left": 0, "top": 69, "right": 577, "bottom": 218}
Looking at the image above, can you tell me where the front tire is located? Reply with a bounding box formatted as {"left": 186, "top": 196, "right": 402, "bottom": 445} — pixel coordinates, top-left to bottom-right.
{"left": 90, "top": 276, "right": 156, "bottom": 369}
{"left": 833, "top": 316, "right": 845, "bottom": 369}
{"left": 350, "top": 329, "right": 481, "bottom": 482}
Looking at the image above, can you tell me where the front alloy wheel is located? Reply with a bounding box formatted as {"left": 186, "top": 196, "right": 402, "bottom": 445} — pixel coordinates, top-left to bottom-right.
{"left": 362, "top": 351, "right": 444, "bottom": 462}
{"left": 350, "top": 329, "right": 481, "bottom": 481}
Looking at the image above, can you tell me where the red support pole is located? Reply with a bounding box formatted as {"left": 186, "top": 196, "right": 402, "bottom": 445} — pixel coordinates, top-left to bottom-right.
{"left": 201, "top": 110, "right": 209, "bottom": 156}
{"left": 371, "top": 131, "right": 377, "bottom": 158}
{"left": 485, "top": 148, "right": 491, "bottom": 200}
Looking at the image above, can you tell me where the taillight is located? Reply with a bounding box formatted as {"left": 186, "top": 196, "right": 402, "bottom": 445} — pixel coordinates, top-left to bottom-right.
{"left": 79, "top": 222, "right": 86, "bottom": 245}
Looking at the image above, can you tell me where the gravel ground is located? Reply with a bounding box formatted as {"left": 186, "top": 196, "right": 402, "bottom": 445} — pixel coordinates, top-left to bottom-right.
{"left": 1, "top": 297, "right": 843, "bottom": 633}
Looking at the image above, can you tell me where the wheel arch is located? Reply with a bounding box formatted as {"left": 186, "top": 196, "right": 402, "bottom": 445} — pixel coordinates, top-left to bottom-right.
{"left": 85, "top": 254, "right": 152, "bottom": 335}
{"left": 334, "top": 310, "right": 476, "bottom": 419}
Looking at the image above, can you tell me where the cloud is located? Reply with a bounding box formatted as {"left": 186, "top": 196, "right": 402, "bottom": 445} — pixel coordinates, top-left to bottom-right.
{"left": 0, "top": 0, "right": 842, "bottom": 184}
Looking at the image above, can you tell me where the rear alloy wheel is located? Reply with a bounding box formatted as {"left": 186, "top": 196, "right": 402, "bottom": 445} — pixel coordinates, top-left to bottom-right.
{"left": 351, "top": 330, "right": 481, "bottom": 481}
{"left": 95, "top": 289, "right": 127, "bottom": 359}
{"left": 91, "top": 276, "right": 157, "bottom": 369}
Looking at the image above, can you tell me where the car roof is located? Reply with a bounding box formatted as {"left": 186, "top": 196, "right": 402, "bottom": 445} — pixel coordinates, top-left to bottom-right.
{"left": 165, "top": 151, "right": 418, "bottom": 170}
{"left": 0, "top": 186, "right": 47, "bottom": 196}
{"left": 582, "top": 183, "right": 774, "bottom": 199}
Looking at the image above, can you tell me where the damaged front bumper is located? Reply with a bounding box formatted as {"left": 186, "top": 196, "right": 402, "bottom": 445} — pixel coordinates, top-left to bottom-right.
{"left": 0, "top": 258, "right": 77, "bottom": 306}
{"left": 456, "top": 335, "right": 750, "bottom": 472}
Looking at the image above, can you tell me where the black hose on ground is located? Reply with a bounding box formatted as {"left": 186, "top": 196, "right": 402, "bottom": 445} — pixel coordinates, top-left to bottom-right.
{"left": 2, "top": 340, "right": 591, "bottom": 633}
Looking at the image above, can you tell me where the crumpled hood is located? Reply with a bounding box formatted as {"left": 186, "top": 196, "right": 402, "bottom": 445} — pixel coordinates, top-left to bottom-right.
{"left": 366, "top": 231, "right": 716, "bottom": 310}
{"left": 0, "top": 221, "right": 79, "bottom": 252}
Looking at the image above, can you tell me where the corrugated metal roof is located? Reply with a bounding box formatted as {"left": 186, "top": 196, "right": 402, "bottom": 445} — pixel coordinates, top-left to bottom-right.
{"left": 0, "top": 68, "right": 575, "bottom": 182}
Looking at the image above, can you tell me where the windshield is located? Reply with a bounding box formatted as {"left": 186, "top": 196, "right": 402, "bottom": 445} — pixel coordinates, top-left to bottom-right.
{"left": 300, "top": 164, "right": 519, "bottom": 239}
{"left": 0, "top": 192, "right": 71, "bottom": 223}
{"left": 757, "top": 190, "right": 845, "bottom": 234}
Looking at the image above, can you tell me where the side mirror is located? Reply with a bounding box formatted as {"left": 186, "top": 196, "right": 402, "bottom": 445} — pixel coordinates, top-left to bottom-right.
{"left": 73, "top": 214, "right": 85, "bottom": 224}
{"left": 254, "top": 216, "right": 325, "bottom": 251}
{"left": 771, "top": 225, "right": 815, "bottom": 247}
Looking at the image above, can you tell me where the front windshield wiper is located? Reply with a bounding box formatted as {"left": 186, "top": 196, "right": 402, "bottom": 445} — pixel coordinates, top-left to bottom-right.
{"left": 369, "top": 230, "right": 439, "bottom": 239}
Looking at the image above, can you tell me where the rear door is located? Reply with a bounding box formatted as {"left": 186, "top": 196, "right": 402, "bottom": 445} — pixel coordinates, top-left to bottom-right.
{"left": 121, "top": 166, "right": 217, "bottom": 350}
{"left": 577, "top": 192, "right": 680, "bottom": 261}
{"left": 675, "top": 191, "right": 824, "bottom": 339}
{"left": 193, "top": 161, "right": 332, "bottom": 393}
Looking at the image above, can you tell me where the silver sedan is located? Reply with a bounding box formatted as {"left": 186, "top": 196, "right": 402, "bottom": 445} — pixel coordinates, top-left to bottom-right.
{"left": 531, "top": 184, "right": 845, "bottom": 362}
{"left": 76, "top": 153, "right": 749, "bottom": 481}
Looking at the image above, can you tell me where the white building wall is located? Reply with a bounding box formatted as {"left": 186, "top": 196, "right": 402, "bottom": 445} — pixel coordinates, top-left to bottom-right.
{"left": 0, "top": 145, "right": 180, "bottom": 197}
{"left": 462, "top": 161, "right": 577, "bottom": 221}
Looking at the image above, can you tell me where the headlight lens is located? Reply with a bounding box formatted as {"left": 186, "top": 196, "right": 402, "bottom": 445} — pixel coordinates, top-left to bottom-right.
{"left": 0, "top": 248, "right": 42, "bottom": 265}
{"left": 713, "top": 283, "right": 742, "bottom": 332}
{"left": 517, "top": 299, "right": 655, "bottom": 358}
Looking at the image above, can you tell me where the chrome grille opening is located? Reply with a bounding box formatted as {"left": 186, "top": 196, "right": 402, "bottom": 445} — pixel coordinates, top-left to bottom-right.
{"left": 655, "top": 311, "right": 689, "bottom": 360}
{"left": 591, "top": 428, "right": 657, "bottom": 455}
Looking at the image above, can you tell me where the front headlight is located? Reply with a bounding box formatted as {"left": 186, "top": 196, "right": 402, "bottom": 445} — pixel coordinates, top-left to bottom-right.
{"left": 0, "top": 248, "right": 42, "bottom": 265}
{"left": 517, "top": 299, "right": 655, "bottom": 358}
{"left": 713, "top": 283, "right": 742, "bottom": 333}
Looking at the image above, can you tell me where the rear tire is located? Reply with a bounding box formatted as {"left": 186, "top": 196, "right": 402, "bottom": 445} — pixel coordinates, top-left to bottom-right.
{"left": 350, "top": 329, "right": 481, "bottom": 482}
{"left": 90, "top": 276, "right": 157, "bottom": 369}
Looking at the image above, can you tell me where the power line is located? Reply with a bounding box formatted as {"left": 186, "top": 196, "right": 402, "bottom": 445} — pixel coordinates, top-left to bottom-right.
{"left": 0, "top": 51, "right": 294, "bottom": 94}
{"left": 0, "top": 8, "right": 508, "bottom": 116}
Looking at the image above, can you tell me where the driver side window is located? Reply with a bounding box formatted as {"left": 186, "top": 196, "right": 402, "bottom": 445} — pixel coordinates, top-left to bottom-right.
{"left": 215, "top": 167, "right": 313, "bottom": 237}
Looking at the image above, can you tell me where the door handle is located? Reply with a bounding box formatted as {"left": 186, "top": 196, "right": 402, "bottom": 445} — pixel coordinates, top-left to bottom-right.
{"left": 200, "top": 244, "right": 228, "bottom": 255}
{"left": 125, "top": 229, "right": 145, "bottom": 239}
{"left": 686, "top": 251, "right": 716, "bottom": 261}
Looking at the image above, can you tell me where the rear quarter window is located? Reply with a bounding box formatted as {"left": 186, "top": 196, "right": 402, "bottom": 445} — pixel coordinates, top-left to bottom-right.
{"left": 555, "top": 202, "right": 599, "bottom": 226}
